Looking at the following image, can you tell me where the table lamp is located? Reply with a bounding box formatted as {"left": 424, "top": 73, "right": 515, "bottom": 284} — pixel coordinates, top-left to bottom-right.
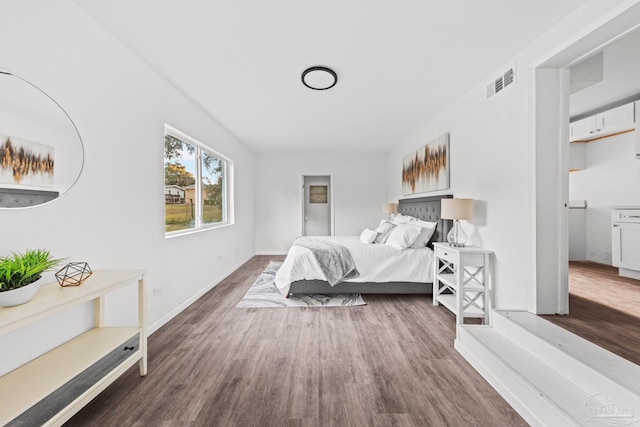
{"left": 441, "top": 198, "right": 474, "bottom": 247}
{"left": 382, "top": 203, "right": 398, "bottom": 219}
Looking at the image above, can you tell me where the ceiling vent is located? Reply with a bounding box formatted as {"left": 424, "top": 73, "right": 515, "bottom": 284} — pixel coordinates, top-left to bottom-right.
{"left": 486, "top": 64, "right": 516, "bottom": 100}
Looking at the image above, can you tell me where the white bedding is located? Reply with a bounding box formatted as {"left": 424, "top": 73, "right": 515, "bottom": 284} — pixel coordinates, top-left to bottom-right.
{"left": 274, "top": 236, "right": 434, "bottom": 294}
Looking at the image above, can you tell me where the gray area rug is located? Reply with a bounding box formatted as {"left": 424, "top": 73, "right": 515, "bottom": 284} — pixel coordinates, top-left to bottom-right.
{"left": 236, "top": 261, "right": 366, "bottom": 308}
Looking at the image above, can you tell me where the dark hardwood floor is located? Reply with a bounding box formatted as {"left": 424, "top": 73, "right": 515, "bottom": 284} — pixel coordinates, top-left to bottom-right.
{"left": 66, "top": 255, "right": 526, "bottom": 426}
{"left": 543, "top": 261, "right": 640, "bottom": 366}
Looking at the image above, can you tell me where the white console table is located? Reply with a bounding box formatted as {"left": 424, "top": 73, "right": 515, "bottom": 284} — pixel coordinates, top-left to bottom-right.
{"left": 433, "top": 243, "right": 492, "bottom": 325}
{"left": 0, "top": 270, "right": 147, "bottom": 426}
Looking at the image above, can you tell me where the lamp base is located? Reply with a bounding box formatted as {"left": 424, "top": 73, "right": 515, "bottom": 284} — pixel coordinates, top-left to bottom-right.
{"left": 447, "top": 220, "right": 468, "bottom": 247}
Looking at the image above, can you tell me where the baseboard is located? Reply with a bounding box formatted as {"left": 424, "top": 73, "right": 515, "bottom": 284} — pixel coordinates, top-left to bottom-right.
{"left": 147, "top": 255, "right": 253, "bottom": 335}
{"left": 255, "top": 251, "right": 288, "bottom": 255}
{"left": 619, "top": 267, "right": 640, "bottom": 280}
{"left": 585, "top": 256, "right": 612, "bottom": 266}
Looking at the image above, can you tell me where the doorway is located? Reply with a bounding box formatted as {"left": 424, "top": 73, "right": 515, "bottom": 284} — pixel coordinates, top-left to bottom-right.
{"left": 531, "top": 2, "right": 640, "bottom": 315}
{"left": 559, "top": 26, "right": 640, "bottom": 363}
{"left": 531, "top": 2, "right": 640, "bottom": 366}
{"left": 301, "top": 174, "right": 333, "bottom": 236}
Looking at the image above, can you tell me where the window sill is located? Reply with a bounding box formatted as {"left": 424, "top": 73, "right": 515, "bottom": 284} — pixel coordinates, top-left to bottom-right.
{"left": 164, "top": 221, "right": 233, "bottom": 239}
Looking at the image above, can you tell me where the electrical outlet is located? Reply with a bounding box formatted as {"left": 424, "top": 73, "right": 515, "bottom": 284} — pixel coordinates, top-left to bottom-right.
{"left": 153, "top": 288, "right": 166, "bottom": 297}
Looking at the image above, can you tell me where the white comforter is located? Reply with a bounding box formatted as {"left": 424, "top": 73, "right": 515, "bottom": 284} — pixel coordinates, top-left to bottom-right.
{"left": 274, "top": 236, "right": 434, "bottom": 294}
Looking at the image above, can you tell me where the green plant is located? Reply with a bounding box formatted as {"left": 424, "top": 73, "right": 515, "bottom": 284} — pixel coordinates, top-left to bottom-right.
{"left": 0, "top": 249, "right": 63, "bottom": 292}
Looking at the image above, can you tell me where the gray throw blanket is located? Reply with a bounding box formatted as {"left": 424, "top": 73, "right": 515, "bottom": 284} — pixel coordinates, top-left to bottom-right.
{"left": 293, "top": 237, "right": 360, "bottom": 286}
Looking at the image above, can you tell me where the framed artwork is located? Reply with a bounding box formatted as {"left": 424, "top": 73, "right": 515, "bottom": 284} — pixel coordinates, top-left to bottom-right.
{"left": 309, "top": 185, "right": 328, "bottom": 203}
{"left": 0, "top": 133, "right": 54, "bottom": 187}
{"left": 402, "top": 133, "right": 449, "bottom": 195}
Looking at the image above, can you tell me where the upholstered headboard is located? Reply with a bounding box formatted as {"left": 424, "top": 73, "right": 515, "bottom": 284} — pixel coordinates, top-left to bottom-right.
{"left": 0, "top": 188, "right": 59, "bottom": 208}
{"left": 398, "top": 194, "right": 453, "bottom": 246}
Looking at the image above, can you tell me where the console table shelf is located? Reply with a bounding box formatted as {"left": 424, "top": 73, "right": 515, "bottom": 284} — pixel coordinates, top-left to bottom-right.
{"left": 432, "top": 243, "right": 492, "bottom": 325}
{"left": 0, "top": 270, "right": 147, "bottom": 427}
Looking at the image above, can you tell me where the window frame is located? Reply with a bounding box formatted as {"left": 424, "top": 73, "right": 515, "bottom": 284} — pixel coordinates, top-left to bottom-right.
{"left": 164, "top": 124, "right": 233, "bottom": 238}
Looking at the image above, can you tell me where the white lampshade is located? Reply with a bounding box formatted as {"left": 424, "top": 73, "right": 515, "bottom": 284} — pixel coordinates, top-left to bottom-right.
{"left": 382, "top": 203, "right": 398, "bottom": 215}
{"left": 441, "top": 198, "right": 474, "bottom": 220}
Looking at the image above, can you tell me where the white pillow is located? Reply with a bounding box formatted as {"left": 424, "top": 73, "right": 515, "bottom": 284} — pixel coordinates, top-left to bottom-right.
{"left": 391, "top": 213, "right": 414, "bottom": 225}
{"left": 409, "top": 218, "right": 438, "bottom": 248}
{"left": 359, "top": 228, "right": 377, "bottom": 244}
{"left": 374, "top": 220, "right": 396, "bottom": 243}
{"left": 385, "top": 223, "right": 422, "bottom": 249}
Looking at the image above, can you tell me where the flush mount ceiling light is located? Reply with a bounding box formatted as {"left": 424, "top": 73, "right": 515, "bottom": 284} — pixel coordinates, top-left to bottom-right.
{"left": 301, "top": 66, "right": 337, "bottom": 90}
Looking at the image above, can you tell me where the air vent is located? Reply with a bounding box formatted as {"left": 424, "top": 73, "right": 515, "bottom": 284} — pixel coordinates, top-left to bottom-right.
{"left": 504, "top": 67, "right": 515, "bottom": 86}
{"left": 486, "top": 64, "right": 516, "bottom": 100}
{"left": 486, "top": 82, "right": 495, "bottom": 99}
{"left": 495, "top": 77, "right": 504, "bottom": 93}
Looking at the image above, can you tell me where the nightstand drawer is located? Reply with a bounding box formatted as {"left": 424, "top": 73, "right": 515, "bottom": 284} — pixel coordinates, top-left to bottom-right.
{"left": 435, "top": 245, "right": 459, "bottom": 264}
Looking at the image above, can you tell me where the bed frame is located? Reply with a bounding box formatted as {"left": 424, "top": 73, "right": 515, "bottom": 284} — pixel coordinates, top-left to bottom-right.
{"left": 288, "top": 194, "right": 453, "bottom": 295}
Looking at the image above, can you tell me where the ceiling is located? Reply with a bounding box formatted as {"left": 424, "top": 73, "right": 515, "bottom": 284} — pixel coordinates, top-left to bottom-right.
{"left": 75, "top": 0, "right": 586, "bottom": 153}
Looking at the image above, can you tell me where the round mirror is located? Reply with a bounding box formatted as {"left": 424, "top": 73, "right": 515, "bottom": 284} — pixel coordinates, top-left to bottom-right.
{"left": 0, "top": 70, "right": 84, "bottom": 208}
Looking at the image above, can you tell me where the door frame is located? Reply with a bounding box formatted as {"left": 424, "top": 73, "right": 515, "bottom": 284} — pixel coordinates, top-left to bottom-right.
{"left": 529, "top": 1, "right": 640, "bottom": 314}
{"left": 300, "top": 173, "right": 335, "bottom": 237}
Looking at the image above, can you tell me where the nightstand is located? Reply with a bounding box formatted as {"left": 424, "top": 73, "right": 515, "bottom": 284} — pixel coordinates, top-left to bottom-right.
{"left": 432, "top": 242, "right": 492, "bottom": 324}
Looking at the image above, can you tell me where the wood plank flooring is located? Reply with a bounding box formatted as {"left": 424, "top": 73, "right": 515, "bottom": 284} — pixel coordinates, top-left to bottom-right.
{"left": 66, "top": 256, "right": 525, "bottom": 426}
{"left": 543, "top": 261, "right": 640, "bottom": 366}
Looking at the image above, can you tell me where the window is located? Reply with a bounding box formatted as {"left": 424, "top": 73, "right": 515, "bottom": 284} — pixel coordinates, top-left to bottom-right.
{"left": 164, "top": 125, "right": 232, "bottom": 236}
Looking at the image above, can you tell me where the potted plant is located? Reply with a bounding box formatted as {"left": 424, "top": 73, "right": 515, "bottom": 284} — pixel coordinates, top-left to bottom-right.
{"left": 0, "top": 249, "right": 63, "bottom": 307}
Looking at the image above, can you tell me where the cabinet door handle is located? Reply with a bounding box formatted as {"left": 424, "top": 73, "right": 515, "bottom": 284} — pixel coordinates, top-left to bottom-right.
{"left": 621, "top": 215, "right": 640, "bottom": 219}
{"left": 613, "top": 224, "right": 619, "bottom": 227}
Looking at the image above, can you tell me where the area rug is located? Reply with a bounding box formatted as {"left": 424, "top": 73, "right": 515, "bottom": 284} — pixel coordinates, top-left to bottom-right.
{"left": 236, "top": 261, "right": 366, "bottom": 308}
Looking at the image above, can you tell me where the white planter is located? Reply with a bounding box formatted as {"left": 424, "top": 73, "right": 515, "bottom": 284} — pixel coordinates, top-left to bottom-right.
{"left": 0, "top": 279, "right": 42, "bottom": 307}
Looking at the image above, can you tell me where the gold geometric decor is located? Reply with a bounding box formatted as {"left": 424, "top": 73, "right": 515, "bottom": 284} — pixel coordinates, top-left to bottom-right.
{"left": 56, "top": 262, "right": 92, "bottom": 287}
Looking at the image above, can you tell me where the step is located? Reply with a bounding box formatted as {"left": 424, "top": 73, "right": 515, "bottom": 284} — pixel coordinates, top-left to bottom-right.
{"left": 457, "top": 326, "right": 597, "bottom": 426}
{"left": 456, "top": 312, "right": 640, "bottom": 427}
{"left": 493, "top": 310, "right": 640, "bottom": 406}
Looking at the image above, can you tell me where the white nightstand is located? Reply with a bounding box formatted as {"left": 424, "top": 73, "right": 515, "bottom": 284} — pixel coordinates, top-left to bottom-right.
{"left": 432, "top": 242, "right": 493, "bottom": 325}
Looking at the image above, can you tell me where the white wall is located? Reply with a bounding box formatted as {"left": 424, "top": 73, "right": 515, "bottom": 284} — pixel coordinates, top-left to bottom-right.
{"left": 386, "top": 0, "right": 637, "bottom": 311}
{"left": 569, "top": 131, "right": 640, "bottom": 264}
{"left": 0, "top": 0, "right": 255, "bottom": 375}
{"left": 387, "top": 87, "right": 531, "bottom": 310}
{"left": 255, "top": 152, "right": 387, "bottom": 253}
{"left": 570, "top": 28, "right": 640, "bottom": 118}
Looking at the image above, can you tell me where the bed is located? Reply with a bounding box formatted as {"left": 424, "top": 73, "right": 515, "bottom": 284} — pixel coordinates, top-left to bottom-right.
{"left": 276, "top": 194, "right": 453, "bottom": 296}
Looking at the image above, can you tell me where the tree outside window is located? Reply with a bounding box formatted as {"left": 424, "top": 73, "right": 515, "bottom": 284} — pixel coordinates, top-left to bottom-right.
{"left": 164, "top": 126, "right": 231, "bottom": 235}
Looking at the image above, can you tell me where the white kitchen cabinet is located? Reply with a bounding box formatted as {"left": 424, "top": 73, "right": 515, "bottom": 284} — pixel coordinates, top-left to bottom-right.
{"left": 570, "top": 102, "right": 635, "bottom": 142}
{"left": 570, "top": 116, "right": 597, "bottom": 141}
{"left": 611, "top": 207, "right": 640, "bottom": 279}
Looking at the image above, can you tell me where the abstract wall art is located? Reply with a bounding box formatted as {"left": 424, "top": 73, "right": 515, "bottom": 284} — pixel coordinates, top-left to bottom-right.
{"left": 401, "top": 133, "right": 449, "bottom": 195}
{"left": 0, "top": 133, "right": 54, "bottom": 187}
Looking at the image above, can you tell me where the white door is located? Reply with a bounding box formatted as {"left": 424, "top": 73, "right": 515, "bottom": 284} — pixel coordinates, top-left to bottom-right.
{"left": 303, "top": 175, "right": 331, "bottom": 236}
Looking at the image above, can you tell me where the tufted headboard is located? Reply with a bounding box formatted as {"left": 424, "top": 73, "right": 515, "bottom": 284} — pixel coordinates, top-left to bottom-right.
{"left": 398, "top": 194, "right": 453, "bottom": 247}
{"left": 0, "top": 188, "right": 59, "bottom": 208}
